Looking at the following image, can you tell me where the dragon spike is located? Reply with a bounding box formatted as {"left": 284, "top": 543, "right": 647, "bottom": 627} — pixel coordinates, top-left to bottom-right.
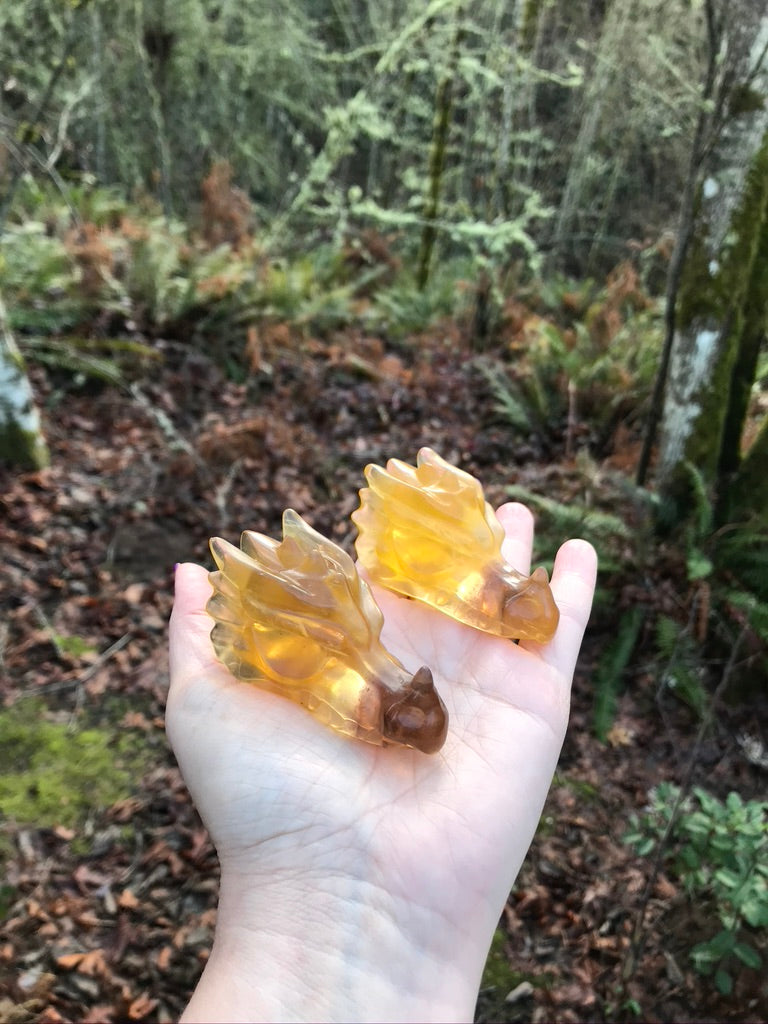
{"left": 353, "top": 448, "right": 560, "bottom": 643}
{"left": 207, "top": 509, "right": 447, "bottom": 753}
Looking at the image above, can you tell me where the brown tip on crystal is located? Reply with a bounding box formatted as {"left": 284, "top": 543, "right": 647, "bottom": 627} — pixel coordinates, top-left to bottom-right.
{"left": 411, "top": 665, "right": 435, "bottom": 693}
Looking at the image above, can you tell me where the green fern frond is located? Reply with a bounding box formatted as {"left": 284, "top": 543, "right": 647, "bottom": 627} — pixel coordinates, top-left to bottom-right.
{"left": 505, "top": 484, "right": 630, "bottom": 541}
{"left": 683, "top": 460, "right": 714, "bottom": 541}
{"left": 474, "top": 360, "right": 530, "bottom": 431}
{"left": 593, "top": 606, "right": 646, "bottom": 740}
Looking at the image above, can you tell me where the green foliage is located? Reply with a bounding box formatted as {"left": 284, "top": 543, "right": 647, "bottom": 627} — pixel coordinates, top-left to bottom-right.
{"left": 715, "top": 523, "right": 768, "bottom": 605}
{"left": 371, "top": 265, "right": 467, "bottom": 340}
{"left": 478, "top": 927, "right": 538, "bottom": 1020}
{"left": 21, "top": 334, "right": 159, "bottom": 387}
{"left": 655, "top": 614, "right": 708, "bottom": 715}
{"left": 0, "top": 225, "right": 84, "bottom": 335}
{"left": 481, "top": 927, "right": 519, "bottom": 992}
{"left": 476, "top": 359, "right": 531, "bottom": 431}
{"left": 476, "top": 296, "right": 662, "bottom": 443}
{"left": 593, "top": 607, "right": 646, "bottom": 741}
{"left": 505, "top": 483, "right": 633, "bottom": 562}
{"left": 49, "top": 632, "right": 98, "bottom": 659}
{"left": 0, "top": 183, "right": 479, "bottom": 380}
{"left": 0, "top": 0, "right": 714, "bottom": 278}
{"left": 255, "top": 251, "right": 362, "bottom": 333}
{"left": 625, "top": 783, "right": 768, "bottom": 995}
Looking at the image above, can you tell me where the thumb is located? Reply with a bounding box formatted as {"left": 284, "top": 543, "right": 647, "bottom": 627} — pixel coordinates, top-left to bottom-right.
{"left": 168, "top": 562, "right": 219, "bottom": 686}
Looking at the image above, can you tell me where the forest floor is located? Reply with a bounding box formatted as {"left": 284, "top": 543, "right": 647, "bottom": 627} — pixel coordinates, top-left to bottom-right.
{"left": 1, "top": 323, "right": 767, "bottom": 1023}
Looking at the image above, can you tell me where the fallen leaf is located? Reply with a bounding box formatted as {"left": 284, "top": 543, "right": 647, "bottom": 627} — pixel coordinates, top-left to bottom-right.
{"left": 118, "top": 888, "right": 139, "bottom": 910}
{"left": 155, "top": 945, "right": 173, "bottom": 972}
{"left": 56, "top": 951, "right": 87, "bottom": 970}
{"left": 606, "top": 724, "right": 634, "bottom": 747}
{"left": 127, "top": 993, "right": 158, "bottom": 1020}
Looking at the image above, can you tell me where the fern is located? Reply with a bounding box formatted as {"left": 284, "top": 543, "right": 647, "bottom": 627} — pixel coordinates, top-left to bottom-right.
{"left": 725, "top": 590, "right": 768, "bottom": 639}
{"left": 19, "top": 334, "right": 158, "bottom": 387}
{"left": 474, "top": 360, "right": 530, "bottom": 431}
{"left": 593, "top": 606, "right": 645, "bottom": 740}
{"left": 655, "top": 615, "right": 707, "bottom": 715}
{"left": 505, "top": 484, "right": 631, "bottom": 542}
{"left": 715, "top": 525, "right": 768, "bottom": 602}
{"left": 682, "top": 460, "right": 714, "bottom": 541}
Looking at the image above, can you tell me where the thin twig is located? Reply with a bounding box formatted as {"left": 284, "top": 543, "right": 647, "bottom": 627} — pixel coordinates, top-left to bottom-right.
{"left": 128, "top": 384, "right": 201, "bottom": 463}
{"left": 0, "top": 8, "right": 86, "bottom": 234}
{"left": 214, "top": 459, "right": 243, "bottom": 533}
{"left": 16, "top": 633, "right": 133, "bottom": 702}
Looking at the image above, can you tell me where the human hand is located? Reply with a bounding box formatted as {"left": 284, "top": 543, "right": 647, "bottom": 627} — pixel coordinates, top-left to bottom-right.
{"left": 166, "top": 502, "right": 597, "bottom": 1023}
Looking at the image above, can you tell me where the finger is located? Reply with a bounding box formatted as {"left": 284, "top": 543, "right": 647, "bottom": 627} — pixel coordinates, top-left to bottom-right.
{"left": 168, "top": 562, "right": 220, "bottom": 687}
{"left": 496, "top": 501, "right": 534, "bottom": 576}
{"left": 520, "top": 538, "right": 597, "bottom": 677}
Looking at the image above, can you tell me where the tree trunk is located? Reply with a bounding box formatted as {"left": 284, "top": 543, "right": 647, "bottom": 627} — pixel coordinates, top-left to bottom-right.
{"left": 550, "top": 0, "right": 633, "bottom": 260}
{"left": 635, "top": 0, "right": 723, "bottom": 487}
{"left": 656, "top": 123, "right": 768, "bottom": 516}
{"left": 717, "top": 191, "right": 768, "bottom": 482}
{"left": 416, "top": 8, "right": 464, "bottom": 290}
{"left": 654, "top": 6, "right": 768, "bottom": 519}
{"left": 0, "top": 294, "right": 50, "bottom": 470}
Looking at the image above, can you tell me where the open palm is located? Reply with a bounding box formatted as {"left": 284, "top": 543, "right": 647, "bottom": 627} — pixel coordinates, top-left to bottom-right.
{"left": 167, "top": 502, "right": 597, "bottom": 1021}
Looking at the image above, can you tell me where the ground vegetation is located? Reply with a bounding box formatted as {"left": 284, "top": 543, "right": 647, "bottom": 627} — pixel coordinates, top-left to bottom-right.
{"left": 1, "top": 1, "right": 767, "bottom": 1020}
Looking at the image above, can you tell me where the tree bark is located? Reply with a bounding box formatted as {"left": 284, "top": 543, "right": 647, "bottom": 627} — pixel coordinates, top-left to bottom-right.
{"left": 416, "top": 8, "right": 464, "bottom": 290}
{"left": 656, "top": 125, "right": 768, "bottom": 513}
{"left": 654, "top": 6, "right": 768, "bottom": 518}
{"left": 717, "top": 188, "right": 768, "bottom": 481}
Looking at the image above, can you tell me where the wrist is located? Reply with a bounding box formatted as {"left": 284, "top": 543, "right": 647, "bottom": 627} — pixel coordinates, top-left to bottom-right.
{"left": 182, "top": 864, "right": 481, "bottom": 1023}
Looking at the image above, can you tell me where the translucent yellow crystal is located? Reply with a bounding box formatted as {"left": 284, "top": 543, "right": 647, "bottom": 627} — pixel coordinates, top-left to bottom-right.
{"left": 353, "top": 448, "right": 559, "bottom": 642}
{"left": 207, "top": 509, "right": 448, "bottom": 753}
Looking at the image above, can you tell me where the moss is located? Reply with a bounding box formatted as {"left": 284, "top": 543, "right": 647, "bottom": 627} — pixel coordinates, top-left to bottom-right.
{"left": 554, "top": 772, "right": 601, "bottom": 802}
{"left": 0, "top": 422, "right": 49, "bottom": 468}
{"left": 481, "top": 928, "right": 521, "bottom": 991}
{"left": 717, "top": 206, "right": 768, "bottom": 492}
{"left": 728, "top": 84, "right": 766, "bottom": 119}
{"left": 478, "top": 928, "right": 541, "bottom": 1021}
{"left": 0, "top": 698, "right": 150, "bottom": 830}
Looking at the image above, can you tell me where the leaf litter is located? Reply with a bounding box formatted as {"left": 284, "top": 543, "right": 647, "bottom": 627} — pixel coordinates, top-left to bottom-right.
{"left": 1, "top": 326, "right": 766, "bottom": 1022}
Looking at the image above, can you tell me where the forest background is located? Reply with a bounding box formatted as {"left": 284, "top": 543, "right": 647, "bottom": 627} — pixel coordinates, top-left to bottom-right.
{"left": 1, "top": 0, "right": 767, "bottom": 1021}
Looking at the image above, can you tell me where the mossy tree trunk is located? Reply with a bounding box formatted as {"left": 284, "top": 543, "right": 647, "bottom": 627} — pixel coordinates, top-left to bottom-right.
{"left": 654, "top": 9, "right": 768, "bottom": 522}
{"left": 416, "top": 5, "right": 465, "bottom": 290}
{"left": 656, "top": 126, "right": 768, "bottom": 520}
{"left": 717, "top": 198, "right": 768, "bottom": 482}
{"left": 636, "top": 0, "right": 730, "bottom": 489}
{"left": 0, "top": 294, "right": 50, "bottom": 470}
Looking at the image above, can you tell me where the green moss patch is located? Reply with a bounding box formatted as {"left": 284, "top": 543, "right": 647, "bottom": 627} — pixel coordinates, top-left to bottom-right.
{"left": 0, "top": 698, "right": 150, "bottom": 830}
